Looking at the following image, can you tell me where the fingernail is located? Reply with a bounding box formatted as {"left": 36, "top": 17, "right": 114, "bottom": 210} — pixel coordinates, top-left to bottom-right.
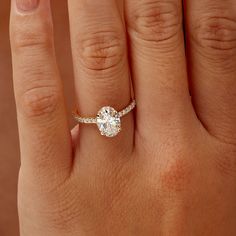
{"left": 16, "top": 0, "right": 39, "bottom": 11}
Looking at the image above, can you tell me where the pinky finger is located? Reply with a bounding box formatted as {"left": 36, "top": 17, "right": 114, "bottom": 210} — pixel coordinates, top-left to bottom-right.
{"left": 10, "top": 0, "right": 72, "bottom": 187}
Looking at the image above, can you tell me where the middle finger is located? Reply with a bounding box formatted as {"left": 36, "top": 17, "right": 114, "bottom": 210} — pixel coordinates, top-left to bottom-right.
{"left": 126, "top": 0, "right": 195, "bottom": 141}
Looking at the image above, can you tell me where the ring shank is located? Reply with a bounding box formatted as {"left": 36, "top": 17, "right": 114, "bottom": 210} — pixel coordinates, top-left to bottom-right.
{"left": 73, "top": 100, "right": 136, "bottom": 124}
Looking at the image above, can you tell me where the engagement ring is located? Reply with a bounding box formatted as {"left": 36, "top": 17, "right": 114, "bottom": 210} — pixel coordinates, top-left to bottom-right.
{"left": 73, "top": 100, "right": 136, "bottom": 138}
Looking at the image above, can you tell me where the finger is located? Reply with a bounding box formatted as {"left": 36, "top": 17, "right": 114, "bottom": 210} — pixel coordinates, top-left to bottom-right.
{"left": 125, "top": 0, "right": 195, "bottom": 140}
{"left": 10, "top": 0, "right": 72, "bottom": 186}
{"left": 68, "top": 0, "right": 134, "bottom": 154}
{"left": 185, "top": 0, "right": 236, "bottom": 144}
{"left": 71, "top": 125, "right": 79, "bottom": 151}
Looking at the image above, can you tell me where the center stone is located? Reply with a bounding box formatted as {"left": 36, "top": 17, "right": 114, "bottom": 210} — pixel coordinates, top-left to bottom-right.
{"left": 96, "top": 106, "right": 121, "bottom": 137}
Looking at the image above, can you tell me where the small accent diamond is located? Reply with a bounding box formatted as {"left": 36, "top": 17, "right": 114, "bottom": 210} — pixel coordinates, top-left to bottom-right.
{"left": 96, "top": 107, "right": 121, "bottom": 137}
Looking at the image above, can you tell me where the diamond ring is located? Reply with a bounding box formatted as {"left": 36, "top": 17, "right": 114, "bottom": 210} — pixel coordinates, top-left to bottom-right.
{"left": 73, "top": 100, "right": 136, "bottom": 137}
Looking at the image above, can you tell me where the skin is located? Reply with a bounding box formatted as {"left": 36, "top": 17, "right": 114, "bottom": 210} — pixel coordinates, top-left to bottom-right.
{"left": 0, "top": 0, "right": 73, "bottom": 235}
{"left": 5, "top": 0, "right": 236, "bottom": 235}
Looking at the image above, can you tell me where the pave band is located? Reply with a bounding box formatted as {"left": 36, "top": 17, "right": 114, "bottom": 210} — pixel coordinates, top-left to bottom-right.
{"left": 73, "top": 100, "right": 136, "bottom": 137}
{"left": 74, "top": 100, "right": 136, "bottom": 124}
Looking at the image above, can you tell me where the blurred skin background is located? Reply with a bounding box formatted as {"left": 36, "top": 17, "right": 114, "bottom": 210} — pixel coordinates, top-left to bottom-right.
{"left": 0, "top": 1, "right": 75, "bottom": 235}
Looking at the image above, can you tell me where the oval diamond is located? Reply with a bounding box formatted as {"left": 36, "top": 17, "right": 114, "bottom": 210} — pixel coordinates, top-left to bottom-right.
{"left": 96, "top": 106, "right": 121, "bottom": 137}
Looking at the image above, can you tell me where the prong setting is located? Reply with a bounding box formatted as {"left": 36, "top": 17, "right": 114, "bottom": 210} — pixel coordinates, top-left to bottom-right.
{"left": 96, "top": 106, "right": 121, "bottom": 137}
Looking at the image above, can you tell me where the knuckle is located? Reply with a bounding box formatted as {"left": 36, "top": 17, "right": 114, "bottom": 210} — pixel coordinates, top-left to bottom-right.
{"left": 128, "top": 1, "right": 181, "bottom": 45}
{"left": 192, "top": 15, "right": 236, "bottom": 54}
{"left": 18, "top": 84, "right": 61, "bottom": 118}
{"left": 159, "top": 156, "right": 193, "bottom": 192}
{"left": 77, "top": 29, "right": 125, "bottom": 73}
{"left": 11, "top": 20, "right": 53, "bottom": 51}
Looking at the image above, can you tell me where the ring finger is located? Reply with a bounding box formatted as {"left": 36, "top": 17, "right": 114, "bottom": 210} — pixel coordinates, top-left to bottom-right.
{"left": 68, "top": 0, "right": 134, "bottom": 156}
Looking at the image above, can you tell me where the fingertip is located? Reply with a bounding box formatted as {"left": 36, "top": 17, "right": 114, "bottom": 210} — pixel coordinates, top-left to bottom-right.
{"left": 11, "top": 0, "right": 51, "bottom": 16}
{"left": 15, "top": 0, "right": 39, "bottom": 12}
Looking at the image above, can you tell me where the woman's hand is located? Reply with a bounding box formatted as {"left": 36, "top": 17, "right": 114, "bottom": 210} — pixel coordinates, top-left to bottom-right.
{"left": 10, "top": 0, "right": 236, "bottom": 235}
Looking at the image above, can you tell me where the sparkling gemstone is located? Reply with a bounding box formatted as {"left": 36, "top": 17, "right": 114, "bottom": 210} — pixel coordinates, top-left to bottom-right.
{"left": 96, "top": 106, "right": 121, "bottom": 137}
